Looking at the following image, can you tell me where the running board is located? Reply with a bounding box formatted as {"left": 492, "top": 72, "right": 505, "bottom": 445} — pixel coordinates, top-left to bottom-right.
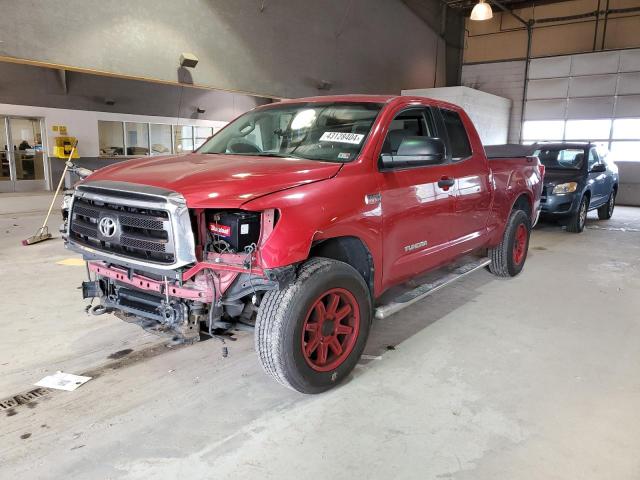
{"left": 374, "top": 257, "right": 491, "bottom": 320}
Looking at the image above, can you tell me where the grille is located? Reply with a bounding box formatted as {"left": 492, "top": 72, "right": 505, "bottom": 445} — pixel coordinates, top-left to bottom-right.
{"left": 69, "top": 195, "right": 175, "bottom": 264}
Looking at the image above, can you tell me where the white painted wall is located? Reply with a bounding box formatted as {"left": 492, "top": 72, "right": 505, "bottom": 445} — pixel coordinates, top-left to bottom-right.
{"left": 461, "top": 61, "right": 526, "bottom": 143}
{"left": 0, "top": 103, "right": 228, "bottom": 159}
{"left": 402, "top": 86, "right": 511, "bottom": 145}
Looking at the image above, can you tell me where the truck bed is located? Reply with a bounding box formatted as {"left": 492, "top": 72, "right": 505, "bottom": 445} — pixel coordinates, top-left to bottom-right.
{"left": 484, "top": 144, "right": 535, "bottom": 159}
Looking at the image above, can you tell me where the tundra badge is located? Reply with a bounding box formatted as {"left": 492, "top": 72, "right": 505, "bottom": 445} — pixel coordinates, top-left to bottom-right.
{"left": 404, "top": 240, "right": 428, "bottom": 252}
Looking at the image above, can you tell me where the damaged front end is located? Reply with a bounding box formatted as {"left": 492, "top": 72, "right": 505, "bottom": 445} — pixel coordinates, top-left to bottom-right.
{"left": 65, "top": 180, "right": 293, "bottom": 343}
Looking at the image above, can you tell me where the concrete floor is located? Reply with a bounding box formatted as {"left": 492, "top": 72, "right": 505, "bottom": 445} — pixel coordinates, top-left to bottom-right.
{"left": 1, "top": 194, "right": 639, "bottom": 479}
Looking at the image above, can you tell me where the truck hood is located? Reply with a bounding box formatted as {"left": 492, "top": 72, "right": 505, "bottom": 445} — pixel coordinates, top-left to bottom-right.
{"left": 85, "top": 153, "right": 342, "bottom": 208}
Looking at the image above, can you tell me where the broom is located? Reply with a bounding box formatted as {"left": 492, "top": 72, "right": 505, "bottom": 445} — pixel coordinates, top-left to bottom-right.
{"left": 22, "top": 141, "right": 78, "bottom": 246}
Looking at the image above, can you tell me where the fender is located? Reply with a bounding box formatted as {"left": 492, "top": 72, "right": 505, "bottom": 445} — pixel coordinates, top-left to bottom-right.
{"left": 486, "top": 158, "right": 542, "bottom": 246}
{"left": 242, "top": 162, "right": 384, "bottom": 292}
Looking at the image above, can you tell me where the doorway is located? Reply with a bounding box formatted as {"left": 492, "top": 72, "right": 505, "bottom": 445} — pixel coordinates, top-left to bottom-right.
{"left": 0, "top": 116, "right": 49, "bottom": 192}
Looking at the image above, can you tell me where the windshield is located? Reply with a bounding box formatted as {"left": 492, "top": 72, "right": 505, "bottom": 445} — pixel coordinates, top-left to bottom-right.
{"left": 534, "top": 148, "right": 586, "bottom": 170}
{"left": 198, "top": 102, "right": 382, "bottom": 163}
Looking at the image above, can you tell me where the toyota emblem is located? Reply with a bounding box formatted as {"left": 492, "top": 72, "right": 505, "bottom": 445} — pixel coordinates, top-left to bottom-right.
{"left": 98, "top": 216, "right": 118, "bottom": 238}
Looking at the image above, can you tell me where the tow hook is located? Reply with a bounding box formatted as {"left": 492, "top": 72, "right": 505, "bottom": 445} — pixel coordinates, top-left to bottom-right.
{"left": 87, "top": 304, "right": 108, "bottom": 316}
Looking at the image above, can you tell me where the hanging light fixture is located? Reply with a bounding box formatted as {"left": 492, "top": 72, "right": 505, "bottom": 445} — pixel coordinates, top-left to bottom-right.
{"left": 470, "top": 0, "right": 493, "bottom": 21}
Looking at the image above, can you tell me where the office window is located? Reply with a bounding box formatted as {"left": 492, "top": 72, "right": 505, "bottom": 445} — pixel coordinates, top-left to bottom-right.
{"left": 564, "top": 119, "right": 611, "bottom": 141}
{"left": 194, "top": 126, "right": 213, "bottom": 150}
{"left": 174, "top": 126, "right": 194, "bottom": 153}
{"left": 125, "top": 122, "right": 149, "bottom": 155}
{"left": 98, "top": 121, "right": 124, "bottom": 156}
{"left": 522, "top": 120, "right": 565, "bottom": 141}
{"left": 612, "top": 119, "right": 640, "bottom": 140}
{"left": 150, "top": 124, "right": 173, "bottom": 155}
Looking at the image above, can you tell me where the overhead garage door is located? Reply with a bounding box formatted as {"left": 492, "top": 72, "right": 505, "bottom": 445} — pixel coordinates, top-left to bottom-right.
{"left": 523, "top": 48, "right": 640, "bottom": 163}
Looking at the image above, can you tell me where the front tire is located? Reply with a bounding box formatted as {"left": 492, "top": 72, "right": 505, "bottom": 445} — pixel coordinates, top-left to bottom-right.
{"left": 597, "top": 191, "right": 615, "bottom": 220}
{"left": 489, "top": 209, "right": 531, "bottom": 277}
{"left": 567, "top": 196, "right": 588, "bottom": 233}
{"left": 255, "top": 258, "right": 371, "bottom": 394}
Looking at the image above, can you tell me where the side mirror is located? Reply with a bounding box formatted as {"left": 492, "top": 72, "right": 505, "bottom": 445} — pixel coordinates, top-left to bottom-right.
{"left": 380, "top": 137, "right": 445, "bottom": 170}
{"left": 590, "top": 163, "right": 606, "bottom": 173}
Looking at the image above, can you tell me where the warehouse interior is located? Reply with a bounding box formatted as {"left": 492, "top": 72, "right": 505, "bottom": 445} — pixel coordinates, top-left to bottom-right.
{"left": 1, "top": 1, "right": 639, "bottom": 478}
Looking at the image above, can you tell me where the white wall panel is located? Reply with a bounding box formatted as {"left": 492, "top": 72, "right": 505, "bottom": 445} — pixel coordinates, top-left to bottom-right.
{"left": 0, "top": 102, "right": 227, "bottom": 158}
{"left": 524, "top": 99, "right": 567, "bottom": 120}
{"left": 619, "top": 49, "right": 640, "bottom": 73}
{"left": 529, "top": 56, "right": 572, "bottom": 79}
{"left": 566, "top": 97, "right": 614, "bottom": 119}
{"left": 617, "top": 72, "right": 640, "bottom": 95}
{"left": 568, "top": 74, "right": 618, "bottom": 97}
{"left": 461, "top": 61, "right": 525, "bottom": 143}
{"left": 402, "top": 86, "right": 511, "bottom": 145}
{"left": 570, "top": 51, "right": 620, "bottom": 75}
{"left": 614, "top": 95, "right": 640, "bottom": 118}
{"left": 527, "top": 78, "right": 569, "bottom": 100}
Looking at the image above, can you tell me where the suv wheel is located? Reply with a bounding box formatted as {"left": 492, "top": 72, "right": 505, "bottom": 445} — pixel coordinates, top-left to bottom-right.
{"left": 255, "top": 258, "right": 371, "bottom": 394}
{"left": 489, "top": 209, "right": 531, "bottom": 277}
{"left": 597, "top": 191, "right": 615, "bottom": 220}
{"left": 567, "top": 196, "right": 588, "bottom": 233}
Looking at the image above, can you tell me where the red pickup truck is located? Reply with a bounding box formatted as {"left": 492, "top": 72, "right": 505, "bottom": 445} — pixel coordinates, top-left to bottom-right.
{"left": 66, "top": 95, "right": 543, "bottom": 393}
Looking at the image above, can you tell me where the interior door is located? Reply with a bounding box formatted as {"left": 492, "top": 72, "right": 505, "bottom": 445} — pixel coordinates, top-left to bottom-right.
{"left": 0, "top": 117, "right": 13, "bottom": 192}
{"left": 0, "top": 116, "right": 48, "bottom": 192}
{"left": 438, "top": 108, "right": 492, "bottom": 254}
{"left": 377, "top": 107, "right": 457, "bottom": 287}
{"left": 9, "top": 117, "right": 48, "bottom": 192}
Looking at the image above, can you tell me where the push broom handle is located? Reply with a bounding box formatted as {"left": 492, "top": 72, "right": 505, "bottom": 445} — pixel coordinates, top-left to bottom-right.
{"left": 39, "top": 141, "right": 78, "bottom": 232}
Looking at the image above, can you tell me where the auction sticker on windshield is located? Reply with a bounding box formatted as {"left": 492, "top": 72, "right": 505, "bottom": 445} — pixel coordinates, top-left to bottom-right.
{"left": 319, "top": 132, "right": 365, "bottom": 145}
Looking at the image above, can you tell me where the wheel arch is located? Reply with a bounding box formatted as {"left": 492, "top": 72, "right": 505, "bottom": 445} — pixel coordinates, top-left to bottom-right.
{"left": 511, "top": 193, "right": 532, "bottom": 218}
{"left": 308, "top": 236, "right": 375, "bottom": 297}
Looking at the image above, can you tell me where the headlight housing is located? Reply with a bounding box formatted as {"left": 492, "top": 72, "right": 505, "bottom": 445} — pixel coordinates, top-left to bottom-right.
{"left": 552, "top": 182, "right": 578, "bottom": 194}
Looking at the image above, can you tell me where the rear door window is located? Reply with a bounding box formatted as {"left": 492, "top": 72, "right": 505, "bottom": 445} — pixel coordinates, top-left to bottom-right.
{"left": 440, "top": 109, "right": 472, "bottom": 160}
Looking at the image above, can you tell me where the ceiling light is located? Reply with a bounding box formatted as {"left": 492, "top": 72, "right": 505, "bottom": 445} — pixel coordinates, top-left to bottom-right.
{"left": 470, "top": 0, "right": 493, "bottom": 21}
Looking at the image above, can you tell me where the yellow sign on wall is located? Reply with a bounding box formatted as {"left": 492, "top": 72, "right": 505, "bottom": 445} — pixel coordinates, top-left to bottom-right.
{"left": 52, "top": 125, "right": 68, "bottom": 135}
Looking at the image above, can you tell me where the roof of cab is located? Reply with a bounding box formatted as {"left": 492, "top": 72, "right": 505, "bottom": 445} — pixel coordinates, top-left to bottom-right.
{"left": 277, "top": 94, "right": 397, "bottom": 104}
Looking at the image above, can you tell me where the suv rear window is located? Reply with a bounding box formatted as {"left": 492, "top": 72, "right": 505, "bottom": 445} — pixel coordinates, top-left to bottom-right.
{"left": 440, "top": 109, "right": 472, "bottom": 160}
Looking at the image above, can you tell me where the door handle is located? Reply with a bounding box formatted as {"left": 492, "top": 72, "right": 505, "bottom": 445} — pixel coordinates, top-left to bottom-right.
{"left": 438, "top": 177, "right": 455, "bottom": 190}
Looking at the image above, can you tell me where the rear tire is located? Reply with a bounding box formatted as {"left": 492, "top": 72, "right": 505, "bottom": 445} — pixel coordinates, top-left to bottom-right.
{"left": 567, "top": 196, "right": 588, "bottom": 233}
{"left": 597, "top": 191, "right": 615, "bottom": 220}
{"left": 489, "top": 209, "right": 531, "bottom": 277}
{"left": 255, "top": 258, "right": 371, "bottom": 394}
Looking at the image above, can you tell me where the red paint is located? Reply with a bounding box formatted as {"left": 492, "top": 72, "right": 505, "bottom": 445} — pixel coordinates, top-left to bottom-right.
{"left": 513, "top": 223, "right": 528, "bottom": 265}
{"left": 301, "top": 288, "right": 360, "bottom": 372}
{"left": 83, "top": 95, "right": 543, "bottom": 299}
{"left": 86, "top": 152, "right": 342, "bottom": 209}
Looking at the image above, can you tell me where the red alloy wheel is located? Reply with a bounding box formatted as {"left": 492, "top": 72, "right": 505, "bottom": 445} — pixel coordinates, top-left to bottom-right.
{"left": 301, "top": 288, "right": 360, "bottom": 372}
{"left": 512, "top": 223, "right": 528, "bottom": 265}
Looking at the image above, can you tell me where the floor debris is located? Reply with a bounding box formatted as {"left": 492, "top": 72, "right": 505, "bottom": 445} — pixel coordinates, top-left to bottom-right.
{"left": 35, "top": 372, "right": 92, "bottom": 392}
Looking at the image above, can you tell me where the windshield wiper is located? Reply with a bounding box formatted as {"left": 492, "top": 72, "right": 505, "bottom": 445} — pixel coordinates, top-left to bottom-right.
{"left": 247, "top": 152, "right": 305, "bottom": 159}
